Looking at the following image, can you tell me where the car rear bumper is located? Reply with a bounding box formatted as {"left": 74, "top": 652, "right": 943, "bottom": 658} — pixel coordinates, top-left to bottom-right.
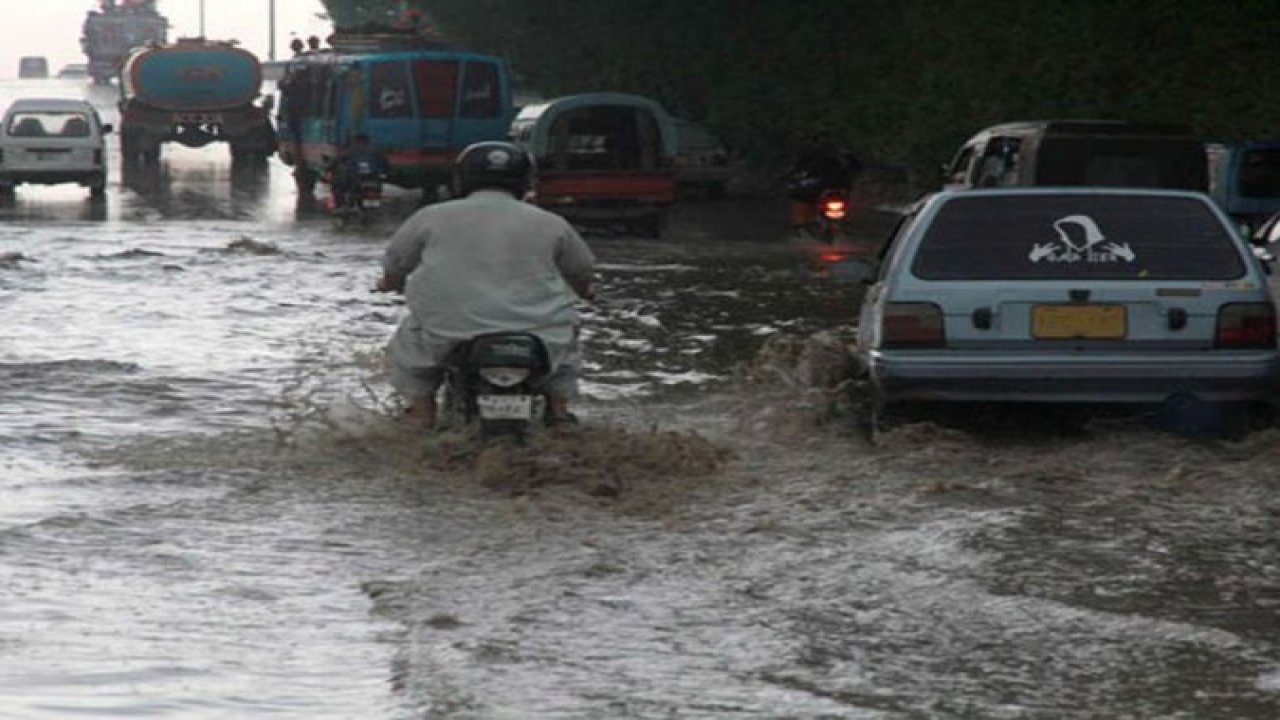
{"left": 0, "top": 170, "right": 102, "bottom": 186}
{"left": 866, "top": 350, "right": 1280, "bottom": 403}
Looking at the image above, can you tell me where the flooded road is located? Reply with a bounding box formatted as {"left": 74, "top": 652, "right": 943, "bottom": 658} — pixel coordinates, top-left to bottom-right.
{"left": 3, "top": 78, "right": 1280, "bottom": 719}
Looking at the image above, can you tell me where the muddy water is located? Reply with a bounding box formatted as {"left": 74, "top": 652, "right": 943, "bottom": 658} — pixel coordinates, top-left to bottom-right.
{"left": 3, "top": 77, "right": 1280, "bottom": 719}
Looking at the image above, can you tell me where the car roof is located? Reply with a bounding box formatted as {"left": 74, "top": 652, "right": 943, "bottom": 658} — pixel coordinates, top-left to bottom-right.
{"left": 4, "top": 98, "right": 95, "bottom": 113}
{"left": 928, "top": 186, "right": 1213, "bottom": 203}
{"left": 971, "top": 119, "right": 1199, "bottom": 137}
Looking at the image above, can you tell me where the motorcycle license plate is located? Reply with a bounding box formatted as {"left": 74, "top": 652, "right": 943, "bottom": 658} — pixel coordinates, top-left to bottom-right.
{"left": 477, "top": 394, "right": 534, "bottom": 420}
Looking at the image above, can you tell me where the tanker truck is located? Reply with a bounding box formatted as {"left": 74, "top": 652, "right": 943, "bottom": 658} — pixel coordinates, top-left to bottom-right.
{"left": 118, "top": 38, "right": 277, "bottom": 166}
{"left": 80, "top": 0, "right": 169, "bottom": 86}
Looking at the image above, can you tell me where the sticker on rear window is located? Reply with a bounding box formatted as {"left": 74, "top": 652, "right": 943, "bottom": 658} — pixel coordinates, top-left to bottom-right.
{"left": 1029, "top": 214, "right": 1136, "bottom": 265}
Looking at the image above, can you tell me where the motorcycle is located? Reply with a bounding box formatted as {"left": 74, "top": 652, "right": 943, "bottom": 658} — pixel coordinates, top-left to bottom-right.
{"left": 786, "top": 167, "right": 856, "bottom": 242}
{"left": 812, "top": 187, "right": 851, "bottom": 244}
{"left": 438, "top": 331, "right": 553, "bottom": 440}
{"left": 788, "top": 180, "right": 871, "bottom": 278}
{"left": 328, "top": 159, "right": 384, "bottom": 228}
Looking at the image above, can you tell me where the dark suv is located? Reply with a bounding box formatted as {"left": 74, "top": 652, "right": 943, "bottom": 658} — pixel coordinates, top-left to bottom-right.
{"left": 942, "top": 120, "right": 1208, "bottom": 193}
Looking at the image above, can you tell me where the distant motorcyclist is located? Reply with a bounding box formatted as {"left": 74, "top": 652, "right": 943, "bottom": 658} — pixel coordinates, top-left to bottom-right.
{"left": 785, "top": 131, "right": 863, "bottom": 228}
{"left": 377, "top": 141, "right": 595, "bottom": 428}
{"left": 329, "top": 133, "right": 388, "bottom": 209}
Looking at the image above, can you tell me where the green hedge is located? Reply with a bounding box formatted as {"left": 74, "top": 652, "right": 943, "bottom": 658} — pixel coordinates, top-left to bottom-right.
{"left": 332, "top": 1, "right": 1280, "bottom": 193}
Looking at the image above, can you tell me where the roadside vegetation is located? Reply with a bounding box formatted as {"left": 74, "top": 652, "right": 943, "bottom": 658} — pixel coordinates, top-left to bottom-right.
{"left": 419, "top": 0, "right": 1280, "bottom": 194}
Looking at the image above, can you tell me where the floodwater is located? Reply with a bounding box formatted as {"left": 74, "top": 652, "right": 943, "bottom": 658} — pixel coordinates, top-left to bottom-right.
{"left": 2, "top": 77, "right": 1280, "bottom": 719}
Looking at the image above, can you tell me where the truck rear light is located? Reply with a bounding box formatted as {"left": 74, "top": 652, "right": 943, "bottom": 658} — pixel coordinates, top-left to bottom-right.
{"left": 1215, "top": 302, "right": 1277, "bottom": 348}
{"left": 882, "top": 302, "right": 946, "bottom": 348}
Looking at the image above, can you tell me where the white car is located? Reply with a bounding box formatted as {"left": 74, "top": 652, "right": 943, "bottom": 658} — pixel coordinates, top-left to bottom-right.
{"left": 854, "top": 188, "right": 1280, "bottom": 437}
{"left": 0, "top": 98, "right": 112, "bottom": 200}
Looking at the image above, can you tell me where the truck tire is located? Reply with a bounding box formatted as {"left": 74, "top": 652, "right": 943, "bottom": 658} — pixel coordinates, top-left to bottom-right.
{"left": 121, "top": 132, "right": 158, "bottom": 167}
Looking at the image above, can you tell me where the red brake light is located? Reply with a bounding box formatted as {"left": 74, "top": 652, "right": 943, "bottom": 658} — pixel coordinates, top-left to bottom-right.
{"left": 882, "top": 302, "right": 946, "bottom": 348}
{"left": 821, "top": 197, "right": 847, "bottom": 220}
{"left": 817, "top": 189, "right": 849, "bottom": 221}
{"left": 1215, "top": 302, "right": 1277, "bottom": 348}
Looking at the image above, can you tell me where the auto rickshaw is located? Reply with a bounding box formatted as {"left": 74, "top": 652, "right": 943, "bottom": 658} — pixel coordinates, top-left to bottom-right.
{"left": 509, "top": 92, "right": 677, "bottom": 238}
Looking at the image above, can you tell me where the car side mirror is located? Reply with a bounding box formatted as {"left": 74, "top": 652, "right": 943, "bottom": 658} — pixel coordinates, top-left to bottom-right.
{"left": 101, "top": 123, "right": 113, "bottom": 134}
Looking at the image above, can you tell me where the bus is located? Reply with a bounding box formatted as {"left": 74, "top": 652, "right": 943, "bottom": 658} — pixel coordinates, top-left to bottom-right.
{"left": 274, "top": 46, "right": 516, "bottom": 200}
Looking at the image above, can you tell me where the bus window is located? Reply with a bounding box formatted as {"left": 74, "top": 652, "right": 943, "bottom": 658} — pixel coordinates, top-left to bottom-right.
{"left": 460, "top": 62, "right": 500, "bottom": 118}
{"left": 370, "top": 61, "right": 412, "bottom": 118}
{"left": 412, "top": 60, "right": 458, "bottom": 118}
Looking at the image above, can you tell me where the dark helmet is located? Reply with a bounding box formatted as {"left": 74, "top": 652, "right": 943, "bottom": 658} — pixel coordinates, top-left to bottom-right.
{"left": 453, "top": 141, "right": 533, "bottom": 197}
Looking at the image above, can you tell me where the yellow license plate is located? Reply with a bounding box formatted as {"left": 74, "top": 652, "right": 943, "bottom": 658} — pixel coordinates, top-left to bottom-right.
{"left": 1032, "top": 304, "right": 1126, "bottom": 339}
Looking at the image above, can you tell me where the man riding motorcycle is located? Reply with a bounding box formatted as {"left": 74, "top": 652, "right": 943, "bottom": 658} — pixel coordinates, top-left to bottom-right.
{"left": 329, "top": 133, "right": 388, "bottom": 211}
{"left": 377, "top": 141, "right": 596, "bottom": 429}
{"left": 785, "top": 131, "right": 863, "bottom": 230}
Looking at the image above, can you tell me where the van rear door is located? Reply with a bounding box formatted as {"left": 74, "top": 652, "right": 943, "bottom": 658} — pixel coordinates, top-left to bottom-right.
{"left": 363, "top": 59, "right": 418, "bottom": 161}
{"left": 455, "top": 60, "right": 511, "bottom": 147}
{"left": 410, "top": 58, "right": 459, "bottom": 165}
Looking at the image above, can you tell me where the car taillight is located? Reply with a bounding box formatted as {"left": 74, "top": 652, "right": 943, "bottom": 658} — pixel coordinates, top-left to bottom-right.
{"left": 1215, "top": 302, "right": 1277, "bottom": 348}
{"left": 93, "top": 149, "right": 102, "bottom": 166}
{"left": 882, "top": 302, "right": 946, "bottom": 348}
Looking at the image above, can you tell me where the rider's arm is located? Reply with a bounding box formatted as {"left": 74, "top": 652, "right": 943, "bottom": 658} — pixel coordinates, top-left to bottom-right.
{"left": 554, "top": 223, "right": 596, "bottom": 300}
{"left": 377, "top": 211, "right": 431, "bottom": 292}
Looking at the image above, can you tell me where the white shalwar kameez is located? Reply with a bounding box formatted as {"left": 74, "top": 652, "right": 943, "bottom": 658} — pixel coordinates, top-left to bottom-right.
{"left": 381, "top": 189, "right": 595, "bottom": 402}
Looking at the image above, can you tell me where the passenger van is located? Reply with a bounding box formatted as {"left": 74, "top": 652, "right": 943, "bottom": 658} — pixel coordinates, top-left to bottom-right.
{"left": 509, "top": 92, "right": 677, "bottom": 237}
{"left": 0, "top": 98, "right": 112, "bottom": 199}
{"left": 942, "top": 120, "right": 1208, "bottom": 193}
{"left": 275, "top": 46, "right": 516, "bottom": 198}
{"left": 1207, "top": 140, "right": 1280, "bottom": 235}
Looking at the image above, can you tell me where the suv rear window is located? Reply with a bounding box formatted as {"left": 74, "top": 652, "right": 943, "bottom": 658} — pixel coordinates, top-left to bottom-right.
{"left": 913, "top": 195, "right": 1246, "bottom": 281}
{"left": 1239, "top": 148, "right": 1280, "bottom": 199}
{"left": 1034, "top": 137, "right": 1208, "bottom": 191}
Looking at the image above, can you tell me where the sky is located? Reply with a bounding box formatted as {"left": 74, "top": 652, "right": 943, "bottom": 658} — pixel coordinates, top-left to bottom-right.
{"left": 1, "top": 0, "right": 335, "bottom": 78}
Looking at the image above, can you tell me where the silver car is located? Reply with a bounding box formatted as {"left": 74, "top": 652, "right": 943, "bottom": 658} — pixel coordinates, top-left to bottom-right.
{"left": 0, "top": 98, "right": 112, "bottom": 200}
{"left": 855, "top": 188, "right": 1280, "bottom": 432}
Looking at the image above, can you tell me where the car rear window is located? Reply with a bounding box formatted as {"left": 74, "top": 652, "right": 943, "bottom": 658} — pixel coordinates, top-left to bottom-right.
{"left": 6, "top": 111, "right": 92, "bottom": 138}
{"left": 1034, "top": 136, "right": 1208, "bottom": 191}
{"left": 913, "top": 194, "right": 1246, "bottom": 281}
